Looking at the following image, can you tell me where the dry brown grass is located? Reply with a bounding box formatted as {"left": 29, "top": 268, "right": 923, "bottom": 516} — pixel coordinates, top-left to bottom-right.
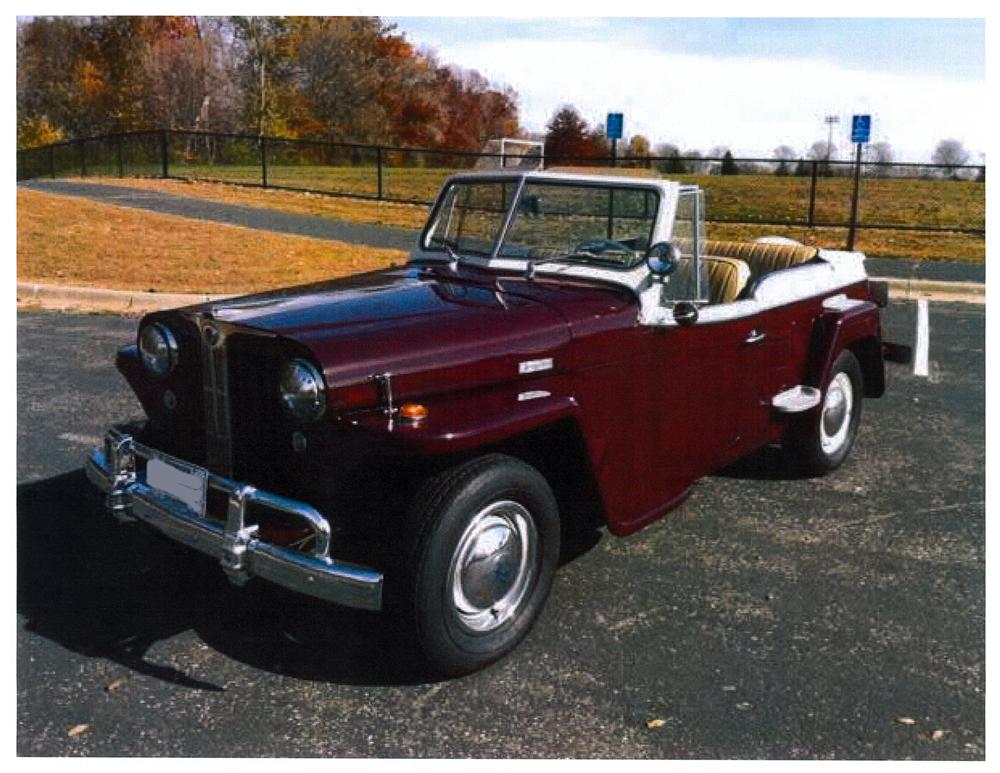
{"left": 708, "top": 222, "right": 985, "bottom": 263}
{"left": 68, "top": 176, "right": 430, "bottom": 230}
{"left": 16, "top": 189, "right": 407, "bottom": 294}
{"left": 67, "top": 174, "right": 983, "bottom": 263}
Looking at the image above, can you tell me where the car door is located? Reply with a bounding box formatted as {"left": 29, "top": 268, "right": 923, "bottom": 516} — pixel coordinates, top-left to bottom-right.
{"left": 647, "top": 317, "right": 744, "bottom": 481}
{"left": 736, "top": 306, "right": 794, "bottom": 452}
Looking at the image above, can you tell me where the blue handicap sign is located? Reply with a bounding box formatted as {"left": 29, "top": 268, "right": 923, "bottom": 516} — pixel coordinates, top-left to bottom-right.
{"left": 851, "top": 114, "right": 871, "bottom": 144}
{"left": 607, "top": 112, "right": 624, "bottom": 140}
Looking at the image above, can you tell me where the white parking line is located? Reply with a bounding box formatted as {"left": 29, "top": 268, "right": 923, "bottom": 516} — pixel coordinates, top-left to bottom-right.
{"left": 914, "top": 299, "right": 930, "bottom": 377}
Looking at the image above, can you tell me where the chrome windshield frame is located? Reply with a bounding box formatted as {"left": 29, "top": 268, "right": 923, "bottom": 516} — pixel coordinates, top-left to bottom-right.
{"left": 490, "top": 175, "right": 528, "bottom": 260}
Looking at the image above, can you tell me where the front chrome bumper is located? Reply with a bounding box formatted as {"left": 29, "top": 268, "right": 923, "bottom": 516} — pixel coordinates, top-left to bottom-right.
{"left": 85, "top": 429, "right": 383, "bottom": 611}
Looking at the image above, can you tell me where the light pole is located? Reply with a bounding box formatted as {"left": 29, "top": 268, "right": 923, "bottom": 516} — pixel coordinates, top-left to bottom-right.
{"left": 823, "top": 115, "right": 840, "bottom": 174}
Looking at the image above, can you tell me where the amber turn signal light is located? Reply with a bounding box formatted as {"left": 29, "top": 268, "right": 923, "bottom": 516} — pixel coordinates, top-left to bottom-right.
{"left": 399, "top": 403, "right": 428, "bottom": 422}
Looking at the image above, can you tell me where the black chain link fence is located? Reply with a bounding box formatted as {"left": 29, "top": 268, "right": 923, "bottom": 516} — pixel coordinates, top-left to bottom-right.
{"left": 18, "top": 129, "right": 985, "bottom": 240}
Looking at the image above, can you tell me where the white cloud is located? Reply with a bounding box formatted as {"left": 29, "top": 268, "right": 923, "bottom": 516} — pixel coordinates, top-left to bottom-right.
{"left": 442, "top": 38, "right": 986, "bottom": 162}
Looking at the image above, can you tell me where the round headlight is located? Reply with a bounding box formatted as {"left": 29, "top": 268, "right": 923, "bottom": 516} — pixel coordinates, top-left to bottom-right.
{"left": 279, "top": 359, "right": 326, "bottom": 422}
{"left": 138, "top": 323, "right": 178, "bottom": 377}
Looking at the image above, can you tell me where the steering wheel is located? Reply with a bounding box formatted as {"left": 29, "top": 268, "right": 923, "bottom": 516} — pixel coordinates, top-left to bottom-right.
{"left": 574, "top": 239, "right": 634, "bottom": 256}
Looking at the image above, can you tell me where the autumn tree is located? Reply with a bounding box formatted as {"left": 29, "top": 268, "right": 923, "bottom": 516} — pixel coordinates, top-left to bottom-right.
{"left": 16, "top": 17, "right": 83, "bottom": 144}
{"left": 16, "top": 15, "right": 521, "bottom": 152}
{"left": 17, "top": 16, "right": 242, "bottom": 145}
{"left": 139, "top": 17, "right": 237, "bottom": 132}
{"left": 544, "top": 106, "right": 591, "bottom": 162}
{"left": 231, "top": 16, "right": 298, "bottom": 136}
{"left": 587, "top": 124, "right": 611, "bottom": 160}
{"left": 434, "top": 65, "right": 519, "bottom": 152}
{"left": 626, "top": 134, "right": 651, "bottom": 167}
{"left": 16, "top": 16, "right": 152, "bottom": 138}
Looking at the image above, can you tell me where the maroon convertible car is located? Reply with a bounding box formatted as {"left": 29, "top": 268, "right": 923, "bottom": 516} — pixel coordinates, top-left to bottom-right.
{"left": 86, "top": 170, "right": 907, "bottom": 675}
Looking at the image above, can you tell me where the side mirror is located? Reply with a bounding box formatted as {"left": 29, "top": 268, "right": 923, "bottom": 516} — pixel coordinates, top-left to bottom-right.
{"left": 646, "top": 242, "right": 681, "bottom": 279}
{"left": 673, "top": 301, "right": 699, "bottom": 327}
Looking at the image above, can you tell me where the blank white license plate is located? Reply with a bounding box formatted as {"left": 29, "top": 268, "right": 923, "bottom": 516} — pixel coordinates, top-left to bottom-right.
{"left": 146, "top": 457, "right": 208, "bottom": 517}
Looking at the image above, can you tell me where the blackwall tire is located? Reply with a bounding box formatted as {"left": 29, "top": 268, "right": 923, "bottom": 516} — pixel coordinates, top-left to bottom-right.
{"left": 397, "top": 454, "right": 560, "bottom": 677}
{"left": 787, "top": 350, "right": 864, "bottom": 476}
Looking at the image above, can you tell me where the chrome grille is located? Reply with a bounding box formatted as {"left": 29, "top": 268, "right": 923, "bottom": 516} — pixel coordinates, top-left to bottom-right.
{"left": 196, "top": 316, "right": 233, "bottom": 476}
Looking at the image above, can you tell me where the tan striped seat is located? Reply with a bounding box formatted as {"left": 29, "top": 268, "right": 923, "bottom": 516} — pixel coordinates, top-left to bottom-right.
{"left": 701, "top": 240, "right": 819, "bottom": 289}
{"left": 670, "top": 256, "right": 751, "bottom": 305}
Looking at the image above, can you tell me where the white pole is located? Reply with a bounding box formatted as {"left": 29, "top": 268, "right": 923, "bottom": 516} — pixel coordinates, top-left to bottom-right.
{"left": 913, "top": 298, "right": 930, "bottom": 378}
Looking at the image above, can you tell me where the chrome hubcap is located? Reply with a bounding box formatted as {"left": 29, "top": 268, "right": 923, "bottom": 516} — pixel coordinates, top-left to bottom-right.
{"left": 449, "top": 501, "right": 537, "bottom": 633}
{"left": 820, "top": 372, "right": 854, "bottom": 454}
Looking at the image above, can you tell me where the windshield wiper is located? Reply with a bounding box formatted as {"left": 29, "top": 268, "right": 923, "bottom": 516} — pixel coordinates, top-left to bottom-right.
{"left": 428, "top": 235, "right": 465, "bottom": 271}
{"left": 524, "top": 251, "right": 599, "bottom": 279}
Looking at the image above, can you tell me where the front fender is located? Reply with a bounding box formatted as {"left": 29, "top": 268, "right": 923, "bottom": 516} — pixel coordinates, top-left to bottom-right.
{"left": 345, "top": 384, "right": 579, "bottom": 455}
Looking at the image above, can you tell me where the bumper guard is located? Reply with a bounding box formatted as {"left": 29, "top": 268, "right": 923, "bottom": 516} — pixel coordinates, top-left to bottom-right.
{"left": 85, "top": 429, "right": 383, "bottom": 611}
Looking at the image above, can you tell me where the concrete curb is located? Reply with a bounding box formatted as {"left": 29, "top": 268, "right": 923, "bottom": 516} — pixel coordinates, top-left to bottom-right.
{"left": 875, "top": 276, "right": 985, "bottom": 303}
{"left": 16, "top": 282, "right": 234, "bottom": 314}
{"left": 17, "top": 276, "right": 985, "bottom": 315}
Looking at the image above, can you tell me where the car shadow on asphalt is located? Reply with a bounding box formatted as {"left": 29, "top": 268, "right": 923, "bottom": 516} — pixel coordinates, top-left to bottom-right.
{"left": 17, "top": 469, "right": 436, "bottom": 690}
{"left": 715, "top": 443, "right": 807, "bottom": 481}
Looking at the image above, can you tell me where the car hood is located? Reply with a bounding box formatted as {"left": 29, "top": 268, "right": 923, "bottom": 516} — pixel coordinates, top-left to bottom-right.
{"left": 179, "top": 265, "right": 635, "bottom": 409}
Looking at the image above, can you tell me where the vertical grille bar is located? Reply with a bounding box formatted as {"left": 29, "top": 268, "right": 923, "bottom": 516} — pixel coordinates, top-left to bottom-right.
{"left": 196, "top": 316, "right": 233, "bottom": 476}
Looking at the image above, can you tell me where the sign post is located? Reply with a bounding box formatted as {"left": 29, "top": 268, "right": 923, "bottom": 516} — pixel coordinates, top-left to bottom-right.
{"left": 607, "top": 112, "right": 623, "bottom": 168}
{"left": 846, "top": 114, "right": 871, "bottom": 251}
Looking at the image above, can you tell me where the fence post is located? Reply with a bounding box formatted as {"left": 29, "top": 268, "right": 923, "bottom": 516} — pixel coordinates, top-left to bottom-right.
{"left": 807, "top": 160, "right": 818, "bottom": 226}
{"left": 80, "top": 140, "right": 87, "bottom": 177}
{"left": 260, "top": 136, "right": 268, "bottom": 187}
{"left": 49, "top": 145, "right": 56, "bottom": 178}
{"left": 846, "top": 143, "right": 863, "bottom": 251}
{"left": 376, "top": 146, "right": 383, "bottom": 201}
{"left": 117, "top": 134, "right": 125, "bottom": 177}
{"left": 160, "top": 129, "right": 170, "bottom": 178}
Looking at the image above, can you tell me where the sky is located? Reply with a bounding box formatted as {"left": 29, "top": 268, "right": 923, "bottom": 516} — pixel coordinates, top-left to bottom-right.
{"left": 387, "top": 17, "right": 986, "bottom": 163}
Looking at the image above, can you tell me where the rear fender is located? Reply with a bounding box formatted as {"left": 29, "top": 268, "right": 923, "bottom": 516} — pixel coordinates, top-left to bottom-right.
{"left": 805, "top": 299, "right": 884, "bottom": 398}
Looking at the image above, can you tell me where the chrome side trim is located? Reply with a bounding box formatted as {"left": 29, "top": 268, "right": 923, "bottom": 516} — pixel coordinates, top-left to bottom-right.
{"left": 85, "top": 432, "right": 382, "bottom": 611}
{"left": 518, "top": 357, "right": 553, "bottom": 375}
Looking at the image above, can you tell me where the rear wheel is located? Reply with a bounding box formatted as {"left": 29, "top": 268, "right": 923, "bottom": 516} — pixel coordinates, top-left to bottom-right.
{"left": 787, "top": 350, "right": 863, "bottom": 475}
{"left": 396, "top": 454, "right": 560, "bottom": 677}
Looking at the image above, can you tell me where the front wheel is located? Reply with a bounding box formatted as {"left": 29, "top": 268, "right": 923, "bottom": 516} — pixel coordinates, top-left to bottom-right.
{"left": 396, "top": 454, "right": 560, "bottom": 677}
{"left": 786, "top": 350, "right": 863, "bottom": 475}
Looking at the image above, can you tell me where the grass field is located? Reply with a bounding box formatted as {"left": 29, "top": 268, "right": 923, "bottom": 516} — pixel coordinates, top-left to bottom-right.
{"left": 70, "top": 173, "right": 985, "bottom": 263}
{"left": 155, "top": 161, "right": 986, "bottom": 231}
{"left": 16, "top": 189, "right": 407, "bottom": 294}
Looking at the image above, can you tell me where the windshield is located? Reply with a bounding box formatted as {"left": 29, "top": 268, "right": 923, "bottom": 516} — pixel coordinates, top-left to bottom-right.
{"left": 422, "top": 179, "right": 659, "bottom": 270}
{"left": 422, "top": 180, "right": 517, "bottom": 257}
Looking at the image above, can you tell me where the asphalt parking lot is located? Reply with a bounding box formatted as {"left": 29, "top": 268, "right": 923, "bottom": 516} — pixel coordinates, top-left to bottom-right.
{"left": 16, "top": 302, "right": 984, "bottom": 758}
